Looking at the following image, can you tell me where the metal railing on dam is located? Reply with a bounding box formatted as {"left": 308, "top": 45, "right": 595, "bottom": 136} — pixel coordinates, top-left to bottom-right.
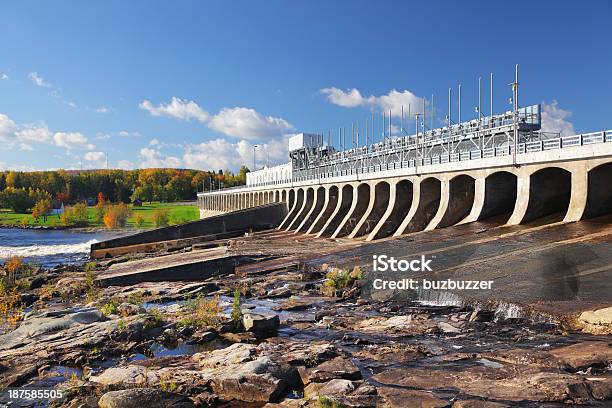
{"left": 197, "top": 127, "right": 612, "bottom": 242}
{"left": 201, "top": 129, "right": 612, "bottom": 191}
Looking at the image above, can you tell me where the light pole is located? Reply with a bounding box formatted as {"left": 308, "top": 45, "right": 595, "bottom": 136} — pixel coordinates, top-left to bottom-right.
{"left": 253, "top": 144, "right": 260, "bottom": 171}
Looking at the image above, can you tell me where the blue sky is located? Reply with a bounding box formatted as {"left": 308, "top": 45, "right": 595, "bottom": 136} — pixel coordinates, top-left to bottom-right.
{"left": 1, "top": 1, "right": 610, "bottom": 171}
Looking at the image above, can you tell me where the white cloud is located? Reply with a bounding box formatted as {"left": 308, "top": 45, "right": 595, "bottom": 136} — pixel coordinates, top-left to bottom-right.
{"left": 183, "top": 136, "right": 289, "bottom": 171}
{"left": 1, "top": 74, "right": 8, "bottom": 80}
{"left": 18, "top": 143, "right": 33, "bottom": 151}
{"left": 208, "top": 107, "right": 294, "bottom": 140}
{"left": 95, "top": 106, "right": 109, "bottom": 113}
{"left": 320, "top": 87, "right": 424, "bottom": 117}
{"left": 149, "top": 138, "right": 160, "bottom": 146}
{"left": 320, "top": 87, "right": 366, "bottom": 108}
{"left": 27, "top": 72, "right": 51, "bottom": 88}
{"left": 84, "top": 151, "right": 105, "bottom": 162}
{"left": 139, "top": 97, "right": 209, "bottom": 123}
{"left": 66, "top": 101, "right": 77, "bottom": 108}
{"left": 15, "top": 123, "right": 51, "bottom": 142}
{"left": 118, "top": 130, "right": 130, "bottom": 137}
{"left": 139, "top": 147, "right": 181, "bottom": 168}
{"left": 53, "top": 132, "right": 93, "bottom": 150}
{"left": 139, "top": 97, "right": 295, "bottom": 141}
{"left": 541, "top": 101, "right": 575, "bottom": 137}
{"left": 0, "top": 114, "right": 18, "bottom": 141}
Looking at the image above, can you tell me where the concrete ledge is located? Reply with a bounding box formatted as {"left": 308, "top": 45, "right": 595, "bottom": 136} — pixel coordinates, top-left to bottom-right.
{"left": 91, "top": 203, "right": 287, "bottom": 257}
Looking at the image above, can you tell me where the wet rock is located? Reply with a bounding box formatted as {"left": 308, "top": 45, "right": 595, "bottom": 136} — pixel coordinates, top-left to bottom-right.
{"left": 29, "top": 276, "right": 46, "bottom": 290}
{"left": 549, "top": 341, "right": 612, "bottom": 371}
{"left": 242, "top": 313, "right": 280, "bottom": 336}
{"left": 469, "top": 309, "right": 495, "bottom": 322}
{"left": 589, "top": 377, "right": 612, "bottom": 400}
{"left": 452, "top": 400, "right": 509, "bottom": 408}
{"left": 20, "top": 293, "right": 38, "bottom": 306}
{"left": 221, "top": 331, "right": 258, "bottom": 343}
{"left": 117, "top": 302, "right": 145, "bottom": 316}
{"left": 98, "top": 388, "right": 194, "bottom": 408}
{"left": 276, "top": 298, "right": 311, "bottom": 311}
{"left": 267, "top": 286, "right": 293, "bottom": 298}
{"left": 377, "top": 387, "right": 448, "bottom": 408}
{"left": 438, "top": 321, "right": 462, "bottom": 333}
{"left": 299, "top": 357, "right": 361, "bottom": 385}
{"left": 191, "top": 330, "right": 216, "bottom": 343}
{"left": 304, "top": 378, "right": 355, "bottom": 397}
{"left": 372, "top": 366, "right": 593, "bottom": 403}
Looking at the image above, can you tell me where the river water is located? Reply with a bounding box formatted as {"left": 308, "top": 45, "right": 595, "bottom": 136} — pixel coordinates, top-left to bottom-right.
{"left": 0, "top": 228, "right": 121, "bottom": 268}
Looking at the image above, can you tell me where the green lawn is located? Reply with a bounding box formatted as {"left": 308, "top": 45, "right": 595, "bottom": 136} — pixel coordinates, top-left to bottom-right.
{"left": 0, "top": 202, "right": 199, "bottom": 229}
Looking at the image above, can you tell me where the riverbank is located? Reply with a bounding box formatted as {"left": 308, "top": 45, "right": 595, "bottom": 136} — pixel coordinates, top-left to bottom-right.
{"left": 0, "top": 228, "right": 610, "bottom": 406}
{"left": 0, "top": 201, "right": 199, "bottom": 230}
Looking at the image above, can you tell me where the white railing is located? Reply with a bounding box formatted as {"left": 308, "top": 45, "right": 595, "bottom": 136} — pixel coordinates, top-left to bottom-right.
{"left": 199, "top": 130, "right": 611, "bottom": 195}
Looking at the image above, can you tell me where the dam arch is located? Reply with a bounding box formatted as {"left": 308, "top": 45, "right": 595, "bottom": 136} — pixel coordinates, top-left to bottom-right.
{"left": 319, "top": 184, "right": 354, "bottom": 237}
{"left": 309, "top": 185, "right": 340, "bottom": 234}
{"left": 479, "top": 171, "right": 518, "bottom": 222}
{"left": 405, "top": 177, "right": 441, "bottom": 233}
{"left": 438, "top": 174, "right": 476, "bottom": 228}
{"left": 522, "top": 167, "right": 572, "bottom": 223}
{"left": 583, "top": 162, "right": 612, "bottom": 219}
{"left": 353, "top": 181, "right": 391, "bottom": 238}
{"left": 288, "top": 187, "right": 314, "bottom": 230}
{"left": 334, "top": 183, "right": 370, "bottom": 238}
{"left": 297, "top": 186, "right": 326, "bottom": 232}
{"left": 371, "top": 179, "right": 413, "bottom": 240}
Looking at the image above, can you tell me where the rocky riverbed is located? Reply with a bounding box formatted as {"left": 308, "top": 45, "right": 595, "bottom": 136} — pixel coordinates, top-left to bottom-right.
{"left": 1, "top": 244, "right": 611, "bottom": 407}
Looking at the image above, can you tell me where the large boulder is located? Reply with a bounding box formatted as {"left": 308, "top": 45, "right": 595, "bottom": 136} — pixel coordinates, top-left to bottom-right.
{"left": 549, "top": 341, "right": 612, "bottom": 371}
{"left": 89, "top": 366, "right": 159, "bottom": 386}
{"left": 242, "top": 313, "right": 280, "bottom": 336}
{"left": 98, "top": 388, "right": 194, "bottom": 408}
{"left": 299, "top": 357, "right": 361, "bottom": 385}
{"left": 0, "top": 308, "right": 103, "bottom": 351}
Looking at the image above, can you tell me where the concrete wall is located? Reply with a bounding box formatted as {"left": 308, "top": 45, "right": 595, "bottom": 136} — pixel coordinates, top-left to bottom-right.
{"left": 91, "top": 203, "right": 287, "bottom": 258}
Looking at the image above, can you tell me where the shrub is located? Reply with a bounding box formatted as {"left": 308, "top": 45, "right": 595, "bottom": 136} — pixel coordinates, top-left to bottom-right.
{"left": 84, "top": 265, "right": 97, "bottom": 302}
{"left": 134, "top": 213, "right": 145, "bottom": 228}
{"left": 103, "top": 203, "right": 131, "bottom": 229}
{"left": 151, "top": 208, "right": 170, "bottom": 228}
{"left": 2, "top": 256, "right": 32, "bottom": 290}
{"left": 184, "top": 294, "right": 223, "bottom": 328}
{"left": 32, "top": 198, "right": 52, "bottom": 222}
{"left": 99, "top": 298, "right": 120, "bottom": 316}
{"left": 61, "top": 203, "right": 89, "bottom": 227}
{"left": 0, "top": 288, "right": 23, "bottom": 328}
{"left": 231, "top": 288, "right": 243, "bottom": 329}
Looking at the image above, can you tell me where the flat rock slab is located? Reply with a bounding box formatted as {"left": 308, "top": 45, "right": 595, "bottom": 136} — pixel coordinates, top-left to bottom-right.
{"left": 95, "top": 247, "right": 241, "bottom": 286}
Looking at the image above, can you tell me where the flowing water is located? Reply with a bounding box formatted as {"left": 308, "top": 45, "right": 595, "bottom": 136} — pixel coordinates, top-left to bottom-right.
{"left": 0, "top": 228, "right": 122, "bottom": 268}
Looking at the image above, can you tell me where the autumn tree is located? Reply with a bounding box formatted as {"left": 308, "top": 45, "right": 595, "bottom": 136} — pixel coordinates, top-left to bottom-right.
{"left": 32, "top": 198, "right": 52, "bottom": 222}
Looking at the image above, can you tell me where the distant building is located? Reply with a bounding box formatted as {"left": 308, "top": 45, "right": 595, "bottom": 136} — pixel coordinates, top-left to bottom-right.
{"left": 50, "top": 201, "right": 64, "bottom": 215}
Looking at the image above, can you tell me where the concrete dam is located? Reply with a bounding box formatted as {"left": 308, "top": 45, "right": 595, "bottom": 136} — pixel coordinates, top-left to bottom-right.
{"left": 197, "top": 106, "right": 612, "bottom": 241}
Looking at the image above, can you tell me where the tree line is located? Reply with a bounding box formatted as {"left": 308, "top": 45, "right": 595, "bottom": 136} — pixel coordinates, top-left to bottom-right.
{"left": 0, "top": 166, "right": 249, "bottom": 213}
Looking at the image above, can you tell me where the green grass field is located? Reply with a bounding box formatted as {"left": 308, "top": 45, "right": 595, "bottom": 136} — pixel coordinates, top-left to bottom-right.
{"left": 0, "top": 202, "right": 199, "bottom": 229}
